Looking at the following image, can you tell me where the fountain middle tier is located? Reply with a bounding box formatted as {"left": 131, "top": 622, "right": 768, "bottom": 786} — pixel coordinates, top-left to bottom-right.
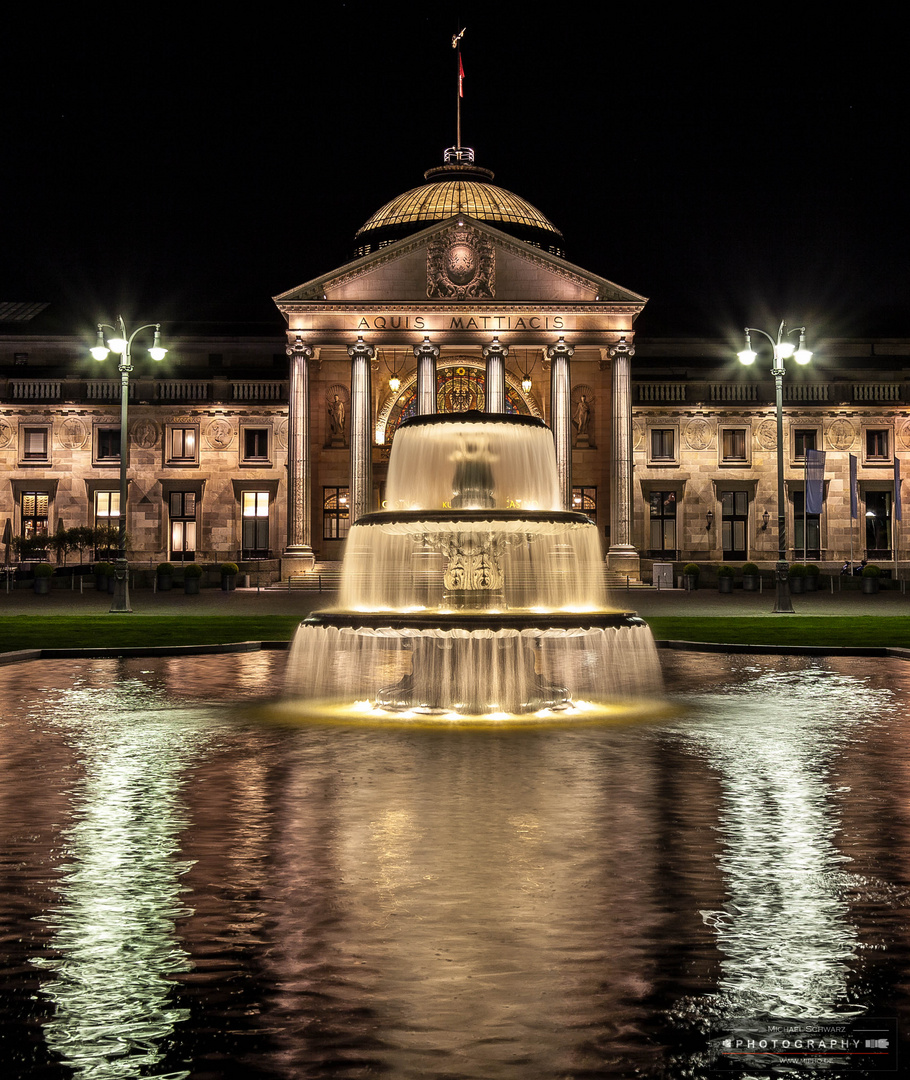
{"left": 340, "top": 510, "right": 612, "bottom": 613}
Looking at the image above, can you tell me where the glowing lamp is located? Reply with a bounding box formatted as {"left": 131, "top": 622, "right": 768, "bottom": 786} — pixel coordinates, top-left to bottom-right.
{"left": 108, "top": 337, "right": 126, "bottom": 355}
{"left": 794, "top": 331, "right": 812, "bottom": 365}
{"left": 388, "top": 374, "right": 401, "bottom": 392}
{"left": 91, "top": 328, "right": 110, "bottom": 361}
{"left": 148, "top": 328, "right": 167, "bottom": 362}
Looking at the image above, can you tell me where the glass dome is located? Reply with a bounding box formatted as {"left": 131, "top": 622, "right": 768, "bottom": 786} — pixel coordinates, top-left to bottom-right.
{"left": 354, "top": 150, "right": 564, "bottom": 255}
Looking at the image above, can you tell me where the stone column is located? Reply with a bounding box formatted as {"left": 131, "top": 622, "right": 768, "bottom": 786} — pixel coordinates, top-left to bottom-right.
{"left": 483, "top": 337, "right": 508, "bottom": 413}
{"left": 606, "top": 336, "right": 640, "bottom": 576}
{"left": 547, "top": 337, "right": 574, "bottom": 509}
{"left": 414, "top": 336, "right": 439, "bottom": 415}
{"left": 348, "top": 337, "right": 375, "bottom": 525}
{"left": 281, "top": 336, "right": 316, "bottom": 579}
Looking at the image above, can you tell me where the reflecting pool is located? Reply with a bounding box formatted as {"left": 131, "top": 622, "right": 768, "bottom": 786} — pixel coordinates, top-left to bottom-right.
{"left": 1, "top": 651, "right": 909, "bottom": 1078}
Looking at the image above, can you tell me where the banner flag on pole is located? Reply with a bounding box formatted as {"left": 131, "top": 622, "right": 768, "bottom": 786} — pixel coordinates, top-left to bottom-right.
{"left": 458, "top": 52, "right": 465, "bottom": 97}
{"left": 850, "top": 454, "right": 858, "bottom": 519}
{"left": 806, "top": 449, "right": 826, "bottom": 515}
{"left": 895, "top": 457, "right": 902, "bottom": 522}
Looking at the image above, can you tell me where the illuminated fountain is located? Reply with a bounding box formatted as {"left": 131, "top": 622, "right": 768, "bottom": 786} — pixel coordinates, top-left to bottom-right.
{"left": 285, "top": 412, "right": 662, "bottom": 721}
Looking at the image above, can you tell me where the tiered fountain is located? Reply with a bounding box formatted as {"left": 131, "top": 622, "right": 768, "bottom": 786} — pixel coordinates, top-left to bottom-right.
{"left": 285, "top": 411, "right": 662, "bottom": 722}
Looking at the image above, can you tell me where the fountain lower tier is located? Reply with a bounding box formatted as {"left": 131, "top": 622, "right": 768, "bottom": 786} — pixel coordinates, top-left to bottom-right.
{"left": 285, "top": 614, "right": 663, "bottom": 717}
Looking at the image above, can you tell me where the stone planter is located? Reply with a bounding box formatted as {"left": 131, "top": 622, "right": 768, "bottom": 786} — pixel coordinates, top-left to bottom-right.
{"left": 862, "top": 576, "right": 880, "bottom": 594}
{"left": 221, "top": 574, "right": 236, "bottom": 592}
{"left": 95, "top": 574, "right": 108, "bottom": 592}
{"left": 184, "top": 577, "right": 200, "bottom": 595}
{"left": 742, "top": 574, "right": 760, "bottom": 592}
{"left": 33, "top": 577, "right": 50, "bottom": 595}
{"left": 157, "top": 574, "right": 173, "bottom": 592}
{"left": 683, "top": 574, "right": 698, "bottom": 591}
{"left": 790, "top": 577, "right": 805, "bottom": 594}
{"left": 718, "top": 576, "right": 733, "bottom": 593}
{"left": 805, "top": 576, "right": 818, "bottom": 592}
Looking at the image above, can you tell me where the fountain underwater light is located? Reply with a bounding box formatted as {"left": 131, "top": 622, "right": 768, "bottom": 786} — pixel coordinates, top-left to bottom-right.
{"left": 285, "top": 411, "right": 663, "bottom": 720}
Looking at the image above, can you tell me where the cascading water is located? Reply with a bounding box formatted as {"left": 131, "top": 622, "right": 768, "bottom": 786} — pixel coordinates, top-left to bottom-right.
{"left": 285, "top": 411, "right": 663, "bottom": 720}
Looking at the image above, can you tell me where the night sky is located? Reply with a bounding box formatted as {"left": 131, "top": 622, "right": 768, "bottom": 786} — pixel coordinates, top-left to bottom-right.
{"left": 4, "top": 5, "right": 908, "bottom": 345}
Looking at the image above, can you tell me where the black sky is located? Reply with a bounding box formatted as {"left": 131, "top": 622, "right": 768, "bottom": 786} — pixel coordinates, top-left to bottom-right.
{"left": 3, "top": 4, "right": 908, "bottom": 345}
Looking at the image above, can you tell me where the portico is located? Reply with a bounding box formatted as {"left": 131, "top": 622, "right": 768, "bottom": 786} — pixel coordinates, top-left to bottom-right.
{"left": 274, "top": 207, "right": 647, "bottom": 580}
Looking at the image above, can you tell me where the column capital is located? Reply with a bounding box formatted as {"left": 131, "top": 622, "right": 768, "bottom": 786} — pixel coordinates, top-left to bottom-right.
{"left": 482, "top": 336, "right": 509, "bottom": 360}
{"left": 413, "top": 336, "right": 440, "bottom": 361}
{"left": 608, "top": 335, "right": 635, "bottom": 360}
{"left": 286, "top": 334, "right": 315, "bottom": 360}
{"left": 348, "top": 337, "right": 375, "bottom": 361}
{"left": 547, "top": 337, "right": 574, "bottom": 361}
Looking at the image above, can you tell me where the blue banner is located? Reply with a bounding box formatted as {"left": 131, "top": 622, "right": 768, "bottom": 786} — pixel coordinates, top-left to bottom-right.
{"left": 806, "top": 449, "right": 826, "bottom": 515}
{"left": 895, "top": 458, "right": 902, "bottom": 522}
{"left": 850, "top": 454, "right": 858, "bottom": 519}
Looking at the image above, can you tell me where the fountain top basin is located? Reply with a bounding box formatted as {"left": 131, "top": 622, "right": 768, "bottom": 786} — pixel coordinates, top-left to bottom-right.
{"left": 399, "top": 410, "right": 546, "bottom": 431}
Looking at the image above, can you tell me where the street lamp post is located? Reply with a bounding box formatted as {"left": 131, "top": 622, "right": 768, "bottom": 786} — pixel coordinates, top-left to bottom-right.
{"left": 737, "top": 321, "right": 812, "bottom": 613}
{"left": 91, "top": 316, "right": 167, "bottom": 612}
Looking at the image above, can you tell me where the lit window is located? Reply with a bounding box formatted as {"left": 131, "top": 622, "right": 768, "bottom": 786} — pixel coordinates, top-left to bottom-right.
{"left": 167, "top": 425, "right": 198, "bottom": 464}
{"left": 94, "top": 491, "right": 120, "bottom": 558}
{"left": 323, "top": 487, "right": 350, "bottom": 540}
{"left": 241, "top": 491, "right": 270, "bottom": 557}
{"left": 169, "top": 491, "right": 197, "bottom": 560}
{"left": 572, "top": 487, "right": 597, "bottom": 516}
{"left": 21, "top": 491, "right": 48, "bottom": 544}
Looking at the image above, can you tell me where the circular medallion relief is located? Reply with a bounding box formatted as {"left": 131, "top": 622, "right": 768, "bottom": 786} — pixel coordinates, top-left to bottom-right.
{"left": 632, "top": 420, "right": 644, "bottom": 450}
{"left": 276, "top": 418, "right": 289, "bottom": 450}
{"left": 828, "top": 418, "right": 856, "bottom": 451}
{"left": 755, "top": 420, "right": 777, "bottom": 451}
{"left": 59, "top": 417, "right": 88, "bottom": 450}
{"left": 205, "top": 418, "right": 234, "bottom": 449}
{"left": 131, "top": 418, "right": 160, "bottom": 449}
{"left": 899, "top": 421, "right": 910, "bottom": 451}
{"left": 0, "top": 418, "right": 12, "bottom": 449}
{"left": 685, "top": 418, "right": 712, "bottom": 450}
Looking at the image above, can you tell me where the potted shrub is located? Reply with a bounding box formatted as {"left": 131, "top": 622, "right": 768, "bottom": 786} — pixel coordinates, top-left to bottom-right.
{"left": 805, "top": 563, "right": 821, "bottom": 592}
{"left": 220, "top": 561, "right": 239, "bottom": 592}
{"left": 682, "top": 563, "right": 700, "bottom": 591}
{"left": 156, "top": 562, "right": 175, "bottom": 591}
{"left": 789, "top": 563, "right": 808, "bottom": 594}
{"left": 717, "top": 564, "right": 734, "bottom": 593}
{"left": 33, "top": 561, "right": 54, "bottom": 594}
{"left": 742, "top": 562, "right": 760, "bottom": 591}
{"left": 862, "top": 563, "right": 882, "bottom": 594}
{"left": 183, "top": 562, "right": 203, "bottom": 595}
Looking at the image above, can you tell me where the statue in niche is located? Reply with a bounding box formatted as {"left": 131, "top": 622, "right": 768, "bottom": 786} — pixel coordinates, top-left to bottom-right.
{"left": 571, "top": 386, "right": 595, "bottom": 448}
{"left": 326, "top": 390, "right": 348, "bottom": 447}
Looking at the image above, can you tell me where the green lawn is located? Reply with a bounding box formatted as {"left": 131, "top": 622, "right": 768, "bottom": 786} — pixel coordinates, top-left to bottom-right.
{"left": 2, "top": 613, "right": 910, "bottom": 652}
{"left": 645, "top": 616, "right": 910, "bottom": 649}
{"left": 0, "top": 615, "right": 304, "bottom": 652}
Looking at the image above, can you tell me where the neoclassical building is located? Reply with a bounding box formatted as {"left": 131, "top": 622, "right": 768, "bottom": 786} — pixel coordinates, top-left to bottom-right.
{"left": 1, "top": 150, "right": 908, "bottom": 579}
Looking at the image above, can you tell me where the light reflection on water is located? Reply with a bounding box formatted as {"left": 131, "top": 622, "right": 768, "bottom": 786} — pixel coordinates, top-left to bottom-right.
{"left": 0, "top": 653, "right": 908, "bottom": 1078}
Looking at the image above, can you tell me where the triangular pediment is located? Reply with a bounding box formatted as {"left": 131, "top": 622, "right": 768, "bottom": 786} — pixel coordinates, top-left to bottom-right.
{"left": 274, "top": 217, "right": 646, "bottom": 309}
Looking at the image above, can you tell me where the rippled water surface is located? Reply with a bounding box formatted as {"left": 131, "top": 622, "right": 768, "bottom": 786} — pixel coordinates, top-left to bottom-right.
{"left": 1, "top": 652, "right": 909, "bottom": 1078}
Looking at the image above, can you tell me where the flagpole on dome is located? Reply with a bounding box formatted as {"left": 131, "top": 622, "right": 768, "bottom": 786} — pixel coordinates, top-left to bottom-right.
{"left": 452, "top": 27, "right": 466, "bottom": 150}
